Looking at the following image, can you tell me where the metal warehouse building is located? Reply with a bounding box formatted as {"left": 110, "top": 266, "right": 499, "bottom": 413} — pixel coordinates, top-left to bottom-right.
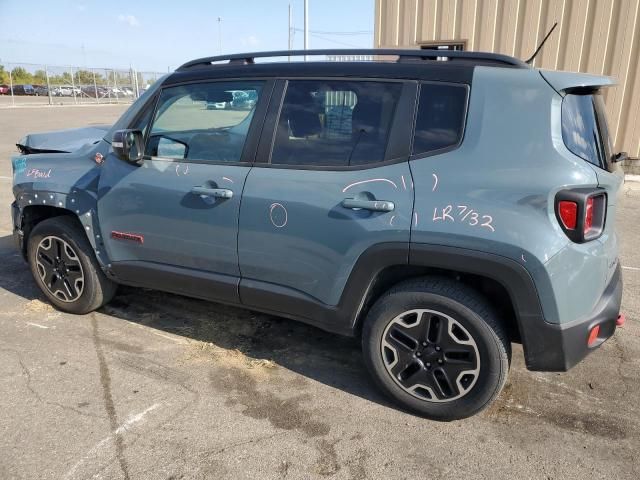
{"left": 374, "top": 0, "right": 640, "bottom": 161}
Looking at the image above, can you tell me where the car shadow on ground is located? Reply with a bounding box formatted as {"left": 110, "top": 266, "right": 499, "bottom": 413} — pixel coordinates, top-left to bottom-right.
{"left": 0, "top": 234, "right": 396, "bottom": 411}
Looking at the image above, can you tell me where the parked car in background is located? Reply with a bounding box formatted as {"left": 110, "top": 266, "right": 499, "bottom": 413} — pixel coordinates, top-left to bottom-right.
{"left": 80, "top": 85, "right": 110, "bottom": 98}
{"left": 231, "top": 90, "right": 257, "bottom": 109}
{"left": 12, "top": 84, "right": 36, "bottom": 95}
{"left": 0, "top": 84, "right": 9, "bottom": 95}
{"left": 52, "top": 86, "right": 73, "bottom": 96}
{"left": 107, "top": 87, "right": 126, "bottom": 97}
{"left": 34, "top": 85, "right": 49, "bottom": 96}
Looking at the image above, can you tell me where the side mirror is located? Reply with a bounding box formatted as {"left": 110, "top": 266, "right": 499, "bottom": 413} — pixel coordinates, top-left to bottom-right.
{"left": 112, "top": 129, "right": 144, "bottom": 165}
{"left": 612, "top": 151, "right": 628, "bottom": 164}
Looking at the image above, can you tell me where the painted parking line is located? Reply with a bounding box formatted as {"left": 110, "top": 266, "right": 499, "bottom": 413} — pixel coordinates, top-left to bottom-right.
{"left": 26, "top": 322, "right": 50, "bottom": 329}
{"left": 0, "top": 176, "right": 12, "bottom": 180}
{"left": 622, "top": 266, "right": 640, "bottom": 271}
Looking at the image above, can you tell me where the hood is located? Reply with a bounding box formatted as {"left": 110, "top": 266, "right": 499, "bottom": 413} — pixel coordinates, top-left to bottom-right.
{"left": 16, "top": 124, "right": 111, "bottom": 155}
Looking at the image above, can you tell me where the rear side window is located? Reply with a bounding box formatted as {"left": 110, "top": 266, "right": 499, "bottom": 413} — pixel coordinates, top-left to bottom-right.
{"left": 412, "top": 83, "right": 468, "bottom": 156}
{"left": 561, "top": 93, "right": 611, "bottom": 168}
{"left": 271, "top": 80, "right": 402, "bottom": 167}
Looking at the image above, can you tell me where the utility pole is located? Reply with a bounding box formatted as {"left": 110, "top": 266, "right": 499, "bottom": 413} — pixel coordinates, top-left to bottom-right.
{"left": 217, "top": 17, "right": 223, "bottom": 53}
{"left": 288, "top": 3, "right": 293, "bottom": 60}
{"left": 304, "top": 0, "right": 309, "bottom": 60}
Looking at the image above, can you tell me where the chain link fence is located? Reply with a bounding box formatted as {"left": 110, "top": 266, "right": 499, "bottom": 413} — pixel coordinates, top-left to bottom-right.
{"left": 0, "top": 62, "right": 166, "bottom": 106}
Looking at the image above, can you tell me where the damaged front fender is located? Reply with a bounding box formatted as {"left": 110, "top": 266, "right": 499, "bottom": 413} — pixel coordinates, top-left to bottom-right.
{"left": 11, "top": 140, "right": 113, "bottom": 269}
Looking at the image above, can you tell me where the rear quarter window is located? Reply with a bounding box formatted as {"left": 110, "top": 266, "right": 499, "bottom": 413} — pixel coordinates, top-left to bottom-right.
{"left": 561, "top": 93, "right": 611, "bottom": 169}
{"left": 411, "top": 83, "right": 468, "bottom": 157}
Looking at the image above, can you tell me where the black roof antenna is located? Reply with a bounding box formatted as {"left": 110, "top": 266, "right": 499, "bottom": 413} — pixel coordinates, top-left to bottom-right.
{"left": 525, "top": 22, "right": 558, "bottom": 64}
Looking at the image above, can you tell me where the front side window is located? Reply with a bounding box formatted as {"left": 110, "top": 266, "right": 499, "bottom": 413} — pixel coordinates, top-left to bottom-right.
{"left": 412, "top": 83, "right": 468, "bottom": 157}
{"left": 561, "top": 93, "right": 610, "bottom": 168}
{"left": 145, "top": 81, "right": 264, "bottom": 163}
{"left": 271, "top": 80, "right": 402, "bottom": 167}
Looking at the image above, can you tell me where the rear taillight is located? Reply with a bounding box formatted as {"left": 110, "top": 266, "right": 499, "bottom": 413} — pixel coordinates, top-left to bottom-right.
{"left": 584, "top": 197, "right": 594, "bottom": 234}
{"left": 558, "top": 201, "right": 578, "bottom": 230}
{"left": 555, "top": 189, "right": 606, "bottom": 243}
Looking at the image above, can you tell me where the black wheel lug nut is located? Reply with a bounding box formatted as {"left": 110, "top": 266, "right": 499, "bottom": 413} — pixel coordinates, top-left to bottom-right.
{"left": 422, "top": 342, "right": 427, "bottom": 347}
{"left": 438, "top": 359, "right": 443, "bottom": 364}
{"left": 416, "top": 352, "right": 422, "bottom": 357}
{"left": 435, "top": 346, "right": 441, "bottom": 351}
{"left": 426, "top": 362, "right": 431, "bottom": 368}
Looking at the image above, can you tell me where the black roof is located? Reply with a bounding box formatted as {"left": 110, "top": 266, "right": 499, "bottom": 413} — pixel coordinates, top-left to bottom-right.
{"left": 178, "top": 49, "right": 529, "bottom": 70}
{"left": 166, "top": 49, "right": 529, "bottom": 86}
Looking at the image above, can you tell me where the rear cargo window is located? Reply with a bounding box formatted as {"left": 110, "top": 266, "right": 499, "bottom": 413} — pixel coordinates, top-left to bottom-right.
{"left": 411, "top": 83, "right": 468, "bottom": 157}
{"left": 561, "top": 94, "right": 611, "bottom": 168}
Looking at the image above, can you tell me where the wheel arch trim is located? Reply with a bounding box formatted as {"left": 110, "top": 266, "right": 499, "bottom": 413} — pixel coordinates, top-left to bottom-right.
{"left": 14, "top": 192, "right": 109, "bottom": 268}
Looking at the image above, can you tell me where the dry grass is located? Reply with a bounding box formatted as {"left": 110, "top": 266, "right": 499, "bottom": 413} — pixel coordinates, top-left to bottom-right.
{"left": 24, "top": 299, "right": 54, "bottom": 313}
{"left": 184, "top": 341, "right": 277, "bottom": 371}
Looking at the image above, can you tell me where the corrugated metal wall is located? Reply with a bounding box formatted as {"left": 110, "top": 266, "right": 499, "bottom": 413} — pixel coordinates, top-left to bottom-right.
{"left": 375, "top": 0, "right": 640, "bottom": 158}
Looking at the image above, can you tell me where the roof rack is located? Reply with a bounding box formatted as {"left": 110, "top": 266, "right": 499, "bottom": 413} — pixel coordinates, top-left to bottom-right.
{"left": 177, "top": 49, "right": 530, "bottom": 71}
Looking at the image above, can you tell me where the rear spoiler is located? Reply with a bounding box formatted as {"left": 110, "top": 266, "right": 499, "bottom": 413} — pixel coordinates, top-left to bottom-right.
{"left": 539, "top": 70, "right": 616, "bottom": 96}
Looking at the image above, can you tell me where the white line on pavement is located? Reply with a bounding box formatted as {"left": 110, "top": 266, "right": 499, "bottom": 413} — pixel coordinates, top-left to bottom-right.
{"left": 622, "top": 266, "right": 640, "bottom": 271}
{"left": 63, "top": 403, "right": 161, "bottom": 480}
{"left": 26, "top": 322, "right": 49, "bottom": 329}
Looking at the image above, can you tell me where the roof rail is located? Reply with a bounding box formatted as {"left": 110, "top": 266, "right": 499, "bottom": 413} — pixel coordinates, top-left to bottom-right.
{"left": 177, "top": 49, "right": 530, "bottom": 71}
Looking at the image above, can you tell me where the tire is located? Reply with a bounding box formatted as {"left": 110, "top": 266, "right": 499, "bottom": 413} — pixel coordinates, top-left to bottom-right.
{"left": 27, "top": 216, "right": 117, "bottom": 314}
{"left": 362, "top": 276, "right": 510, "bottom": 421}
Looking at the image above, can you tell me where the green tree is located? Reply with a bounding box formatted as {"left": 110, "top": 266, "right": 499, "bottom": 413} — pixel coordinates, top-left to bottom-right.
{"left": 0, "top": 65, "right": 8, "bottom": 84}
{"left": 11, "top": 67, "right": 34, "bottom": 84}
{"left": 75, "top": 69, "right": 94, "bottom": 85}
{"left": 33, "top": 70, "right": 47, "bottom": 85}
{"left": 49, "top": 71, "right": 72, "bottom": 85}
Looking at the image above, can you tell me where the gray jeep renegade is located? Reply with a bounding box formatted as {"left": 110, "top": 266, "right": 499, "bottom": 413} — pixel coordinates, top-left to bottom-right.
{"left": 11, "top": 49, "right": 625, "bottom": 420}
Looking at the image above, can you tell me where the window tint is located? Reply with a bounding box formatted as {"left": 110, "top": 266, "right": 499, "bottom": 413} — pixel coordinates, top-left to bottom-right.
{"left": 412, "top": 83, "right": 467, "bottom": 156}
{"left": 561, "top": 94, "right": 607, "bottom": 168}
{"left": 145, "top": 81, "right": 263, "bottom": 163}
{"left": 271, "top": 80, "right": 402, "bottom": 167}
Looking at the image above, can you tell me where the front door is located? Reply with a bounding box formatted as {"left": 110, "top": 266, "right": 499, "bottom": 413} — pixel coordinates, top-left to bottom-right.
{"left": 238, "top": 79, "right": 416, "bottom": 321}
{"left": 98, "top": 79, "right": 270, "bottom": 302}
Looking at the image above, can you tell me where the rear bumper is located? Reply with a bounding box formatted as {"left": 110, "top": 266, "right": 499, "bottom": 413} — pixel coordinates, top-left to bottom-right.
{"left": 523, "top": 262, "right": 623, "bottom": 371}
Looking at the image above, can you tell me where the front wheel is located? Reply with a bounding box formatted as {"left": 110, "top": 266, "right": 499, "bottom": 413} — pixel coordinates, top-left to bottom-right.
{"left": 27, "top": 216, "right": 117, "bottom": 314}
{"left": 362, "top": 277, "right": 510, "bottom": 421}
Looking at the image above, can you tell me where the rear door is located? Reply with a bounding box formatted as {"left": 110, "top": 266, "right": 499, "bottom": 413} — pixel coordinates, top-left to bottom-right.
{"left": 237, "top": 78, "right": 416, "bottom": 320}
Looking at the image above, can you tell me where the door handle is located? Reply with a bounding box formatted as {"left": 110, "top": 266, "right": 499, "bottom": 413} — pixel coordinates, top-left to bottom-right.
{"left": 342, "top": 198, "right": 395, "bottom": 212}
{"left": 191, "top": 186, "right": 234, "bottom": 199}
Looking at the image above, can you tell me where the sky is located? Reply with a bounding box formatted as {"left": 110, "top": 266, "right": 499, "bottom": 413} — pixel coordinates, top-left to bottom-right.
{"left": 0, "top": 0, "right": 375, "bottom": 73}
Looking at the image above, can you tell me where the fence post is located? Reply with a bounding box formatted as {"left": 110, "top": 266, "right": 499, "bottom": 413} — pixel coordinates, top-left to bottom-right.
{"left": 133, "top": 68, "right": 139, "bottom": 99}
{"left": 113, "top": 70, "right": 119, "bottom": 103}
{"left": 9, "top": 67, "right": 14, "bottom": 106}
{"left": 45, "top": 65, "right": 52, "bottom": 105}
{"left": 70, "top": 66, "right": 77, "bottom": 104}
{"left": 92, "top": 69, "right": 99, "bottom": 103}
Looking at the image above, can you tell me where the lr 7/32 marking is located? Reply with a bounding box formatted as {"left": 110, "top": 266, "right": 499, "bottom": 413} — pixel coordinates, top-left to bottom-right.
{"left": 433, "top": 205, "right": 495, "bottom": 232}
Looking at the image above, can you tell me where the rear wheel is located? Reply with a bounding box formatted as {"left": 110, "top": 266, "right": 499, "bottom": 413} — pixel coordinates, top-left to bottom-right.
{"left": 362, "top": 277, "right": 510, "bottom": 421}
{"left": 27, "top": 216, "right": 117, "bottom": 314}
